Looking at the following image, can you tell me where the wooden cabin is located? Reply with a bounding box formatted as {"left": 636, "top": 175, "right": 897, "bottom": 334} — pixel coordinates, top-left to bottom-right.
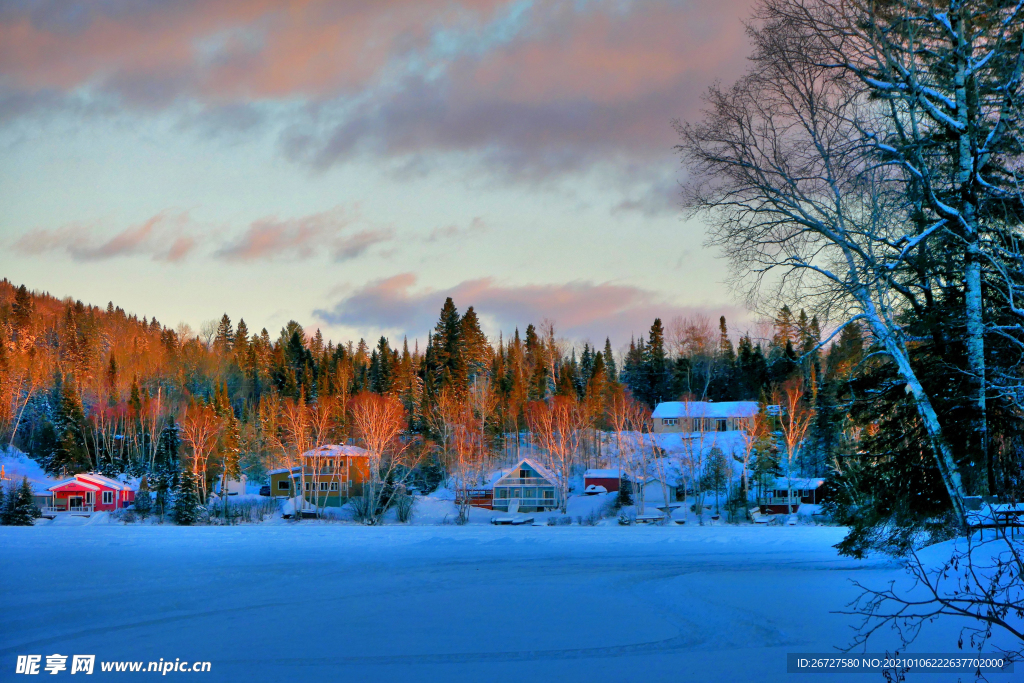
{"left": 491, "top": 458, "right": 561, "bottom": 513}
{"left": 268, "top": 444, "right": 371, "bottom": 507}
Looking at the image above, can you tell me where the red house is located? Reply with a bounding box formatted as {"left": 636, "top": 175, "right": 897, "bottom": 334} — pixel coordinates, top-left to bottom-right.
{"left": 584, "top": 469, "right": 627, "bottom": 493}
{"left": 46, "top": 473, "right": 136, "bottom": 515}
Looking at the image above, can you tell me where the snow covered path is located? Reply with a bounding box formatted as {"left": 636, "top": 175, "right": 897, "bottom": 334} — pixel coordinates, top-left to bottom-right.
{"left": 0, "top": 526, "right": 990, "bottom": 682}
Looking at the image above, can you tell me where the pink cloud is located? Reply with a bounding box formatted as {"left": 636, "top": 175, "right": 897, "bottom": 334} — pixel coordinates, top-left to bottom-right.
{"left": 314, "top": 273, "right": 749, "bottom": 345}
{"left": 2, "top": 2, "right": 755, "bottom": 180}
{"left": 214, "top": 206, "right": 393, "bottom": 261}
{"left": 13, "top": 212, "right": 196, "bottom": 262}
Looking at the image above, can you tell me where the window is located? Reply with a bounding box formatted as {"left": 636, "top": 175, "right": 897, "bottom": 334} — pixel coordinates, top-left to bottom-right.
{"left": 662, "top": 418, "right": 678, "bottom": 426}
{"left": 304, "top": 482, "right": 312, "bottom": 491}
{"left": 102, "top": 491, "right": 113, "bottom": 505}
{"left": 716, "top": 419, "right": 728, "bottom": 432}
{"left": 543, "top": 489, "right": 554, "bottom": 499}
{"left": 497, "top": 488, "right": 508, "bottom": 499}
{"left": 277, "top": 480, "right": 290, "bottom": 491}
{"left": 85, "top": 492, "right": 94, "bottom": 504}
{"left": 319, "top": 482, "right": 329, "bottom": 491}
{"left": 330, "top": 482, "right": 339, "bottom": 492}
{"left": 520, "top": 469, "right": 530, "bottom": 479}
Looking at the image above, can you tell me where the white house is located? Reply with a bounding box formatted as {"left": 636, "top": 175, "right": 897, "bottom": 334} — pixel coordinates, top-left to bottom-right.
{"left": 651, "top": 401, "right": 759, "bottom": 434}
{"left": 491, "top": 458, "right": 562, "bottom": 513}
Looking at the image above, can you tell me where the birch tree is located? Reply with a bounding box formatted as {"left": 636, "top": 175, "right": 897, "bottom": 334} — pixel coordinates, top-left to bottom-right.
{"left": 676, "top": 10, "right": 973, "bottom": 523}
{"left": 763, "top": 0, "right": 1024, "bottom": 498}
{"left": 776, "top": 380, "right": 816, "bottom": 514}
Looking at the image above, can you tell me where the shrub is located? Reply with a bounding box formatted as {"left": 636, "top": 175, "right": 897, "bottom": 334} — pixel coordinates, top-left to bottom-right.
{"left": 395, "top": 494, "right": 415, "bottom": 523}
{"left": 578, "top": 509, "right": 601, "bottom": 526}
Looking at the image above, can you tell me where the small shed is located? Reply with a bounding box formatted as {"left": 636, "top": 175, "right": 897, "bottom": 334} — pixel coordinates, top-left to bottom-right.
{"left": 584, "top": 469, "right": 626, "bottom": 493}
{"left": 638, "top": 477, "right": 678, "bottom": 507}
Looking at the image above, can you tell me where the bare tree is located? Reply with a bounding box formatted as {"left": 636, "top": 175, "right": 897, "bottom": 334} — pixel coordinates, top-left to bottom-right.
{"left": 843, "top": 532, "right": 1024, "bottom": 663}
{"left": 179, "top": 401, "right": 223, "bottom": 503}
{"left": 429, "top": 388, "right": 478, "bottom": 523}
{"left": 737, "top": 408, "right": 770, "bottom": 513}
{"left": 678, "top": 401, "right": 718, "bottom": 525}
{"left": 764, "top": 0, "right": 1024, "bottom": 499}
{"left": 527, "top": 396, "right": 590, "bottom": 513}
{"left": 348, "top": 392, "right": 419, "bottom": 524}
{"left": 676, "top": 11, "right": 973, "bottom": 522}
{"left": 776, "top": 380, "right": 816, "bottom": 514}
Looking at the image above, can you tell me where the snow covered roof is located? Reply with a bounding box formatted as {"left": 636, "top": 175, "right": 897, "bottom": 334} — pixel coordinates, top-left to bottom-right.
{"left": 301, "top": 444, "right": 369, "bottom": 459}
{"left": 772, "top": 477, "right": 825, "bottom": 490}
{"left": 50, "top": 478, "right": 101, "bottom": 492}
{"left": 495, "top": 457, "right": 559, "bottom": 485}
{"left": 268, "top": 467, "right": 300, "bottom": 476}
{"left": 77, "top": 473, "right": 133, "bottom": 491}
{"left": 584, "top": 469, "right": 622, "bottom": 479}
{"left": 652, "top": 401, "right": 759, "bottom": 419}
{"left": 49, "top": 473, "right": 134, "bottom": 492}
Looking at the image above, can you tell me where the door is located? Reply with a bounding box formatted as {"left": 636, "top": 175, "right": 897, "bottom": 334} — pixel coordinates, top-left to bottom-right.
{"left": 69, "top": 496, "right": 83, "bottom": 510}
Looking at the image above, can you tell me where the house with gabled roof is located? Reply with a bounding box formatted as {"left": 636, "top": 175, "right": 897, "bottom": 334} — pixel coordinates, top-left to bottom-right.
{"left": 491, "top": 457, "right": 561, "bottom": 513}
{"left": 45, "top": 473, "right": 135, "bottom": 516}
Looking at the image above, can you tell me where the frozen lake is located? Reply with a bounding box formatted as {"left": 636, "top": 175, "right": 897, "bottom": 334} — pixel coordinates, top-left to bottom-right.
{"left": 0, "top": 525, "right": 1000, "bottom": 682}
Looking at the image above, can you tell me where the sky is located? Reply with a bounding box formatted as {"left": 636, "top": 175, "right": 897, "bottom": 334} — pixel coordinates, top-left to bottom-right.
{"left": 0, "top": 0, "right": 759, "bottom": 350}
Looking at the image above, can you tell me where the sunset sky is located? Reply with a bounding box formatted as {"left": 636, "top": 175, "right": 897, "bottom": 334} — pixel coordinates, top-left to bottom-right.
{"left": 0, "top": 0, "right": 758, "bottom": 348}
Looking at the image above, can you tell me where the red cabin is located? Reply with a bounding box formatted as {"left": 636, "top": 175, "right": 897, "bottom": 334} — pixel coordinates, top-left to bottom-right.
{"left": 584, "top": 469, "right": 626, "bottom": 493}
{"left": 47, "top": 473, "right": 136, "bottom": 515}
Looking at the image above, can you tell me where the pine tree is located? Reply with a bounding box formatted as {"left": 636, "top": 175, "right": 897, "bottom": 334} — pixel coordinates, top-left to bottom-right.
{"left": 643, "top": 318, "right": 672, "bottom": 406}
{"left": 173, "top": 469, "right": 202, "bottom": 525}
{"left": 48, "top": 374, "right": 91, "bottom": 475}
{"left": 432, "top": 298, "right": 467, "bottom": 394}
{"left": 128, "top": 376, "right": 143, "bottom": 414}
{"left": 214, "top": 314, "right": 234, "bottom": 352}
{"left": 603, "top": 338, "right": 617, "bottom": 383}
{"left": 134, "top": 476, "right": 152, "bottom": 516}
{"left": 616, "top": 476, "right": 633, "bottom": 507}
{"left": 2, "top": 478, "right": 37, "bottom": 525}
{"left": 460, "top": 306, "right": 491, "bottom": 382}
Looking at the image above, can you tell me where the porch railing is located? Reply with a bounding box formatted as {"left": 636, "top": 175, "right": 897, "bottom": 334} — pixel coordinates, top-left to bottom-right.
{"left": 42, "top": 505, "right": 95, "bottom": 514}
{"left": 492, "top": 498, "right": 558, "bottom": 510}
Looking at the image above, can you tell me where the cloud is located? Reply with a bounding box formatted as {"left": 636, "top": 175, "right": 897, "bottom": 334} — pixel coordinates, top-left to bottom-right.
{"left": 314, "top": 273, "right": 748, "bottom": 345}
{"left": 611, "top": 175, "right": 682, "bottom": 217}
{"left": 280, "top": 0, "right": 756, "bottom": 181}
{"left": 214, "top": 206, "right": 393, "bottom": 261}
{"left": 13, "top": 211, "right": 196, "bottom": 262}
{"left": 426, "top": 216, "right": 487, "bottom": 242}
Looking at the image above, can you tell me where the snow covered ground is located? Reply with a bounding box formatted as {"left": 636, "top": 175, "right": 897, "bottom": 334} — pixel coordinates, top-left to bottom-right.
{"left": 3, "top": 524, "right": 1013, "bottom": 683}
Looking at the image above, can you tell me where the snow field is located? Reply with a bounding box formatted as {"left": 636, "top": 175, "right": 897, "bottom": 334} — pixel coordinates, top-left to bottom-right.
{"left": 3, "top": 524, "right": 1009, "bottom": 683}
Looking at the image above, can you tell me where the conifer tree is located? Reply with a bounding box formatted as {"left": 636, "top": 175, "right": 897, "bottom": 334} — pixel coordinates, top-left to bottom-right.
{"left": 129, "top": 376, "right": 143, "bottom": 414}
{"left": 432, "top": 298, "right": 467, "bottom": 393}
{"left": 603, "top": 338, "right": 617, "bottom": 383}
{"left": 48, "top": 374, "right": 91, "bottom": 475}
{"left": 173, "top": 469, "right": 202, "bottom": 525}
{"left": 460, "top": 306, "right": 491, "bottom": 382}
{"left": 1, "top": 477, "right": 37, "bottom": 525}
{"left": 134, "top": 476, "right": 152, "bottom": 516}
{"left": 214, "top": 314, "right": 234, "bottom": 352}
